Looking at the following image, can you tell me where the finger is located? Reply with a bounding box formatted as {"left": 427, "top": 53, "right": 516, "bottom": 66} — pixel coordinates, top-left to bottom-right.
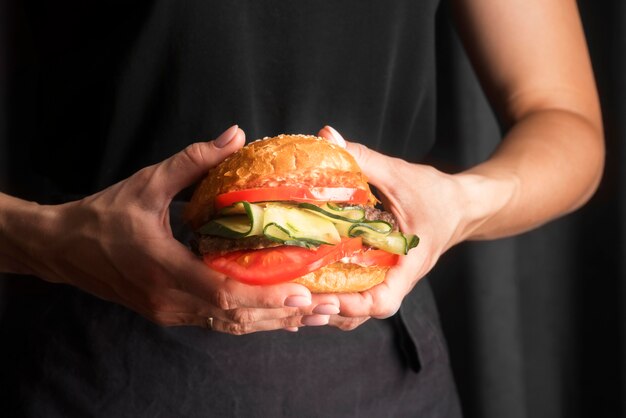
{"left": 219, "top": 306, "right": 304, "bottom": 324}
{"left": 109, "top": 276, "right": 307, "bottom": 326}
{"left": 310, "top": 293, "right": 342, "bottom": 315}
{"left": 217, "top": 298, "right": 338, "bottom": 325}
{"left": 343, "top": 141, "right": 401, "bottom": 188}
{"left": 201, "top": 303, "right": 316, "bottom": 329}
{"left": 310, "top": 287, "right": 376, "bottom": 319}
{"left": 210, "top": 315, "right": 306, "bottom": 335}
{"left": 149, "top": 284, "right": 309, "bottom": 324}
{"left": 144, "top": 125, "right": 246, "bottom": 201}
{"left": 365, "top": 244, "right": 434, "bottom": 318}
{"left": 332, "top": 280, "right": 401, "bottom": 319}
{"left": 219, "top": 278, "right": 314, "bottom": 309}
{"left": 284, "top": 327, "right": 300, "bottom": 332}
{"left": 330, "top": 291, "right": 377, "bottom": 318}
{"left": 125, "top": 289, "right": 305, "bottom": 328}
{"left": 318, "top": 126, "right": 393, "bottom": 204}
{"left": 334, "top": 253, "right": 423, "bottom": 319}
{"left": 318, "top": 126, "right": 398, "bottom": 189}
{"left": 328, "top": 315, "right": 370, "bottom": 331}
{"left": 301, "top": 314, "right": 331, "bottom": 326}
{"left": 318, "top": 125, "right": 347, "bottom": 148}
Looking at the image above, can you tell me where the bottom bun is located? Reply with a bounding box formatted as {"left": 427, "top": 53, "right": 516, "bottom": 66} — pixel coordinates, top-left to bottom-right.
{"left": 292, "top": 263, "right": 389, "bottom": 293}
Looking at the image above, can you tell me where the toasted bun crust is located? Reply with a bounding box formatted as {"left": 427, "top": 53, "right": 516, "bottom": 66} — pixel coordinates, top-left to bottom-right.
{"left": 185, "top": 134, "right": 375, "bottom": 228}
{"left": 293, "top": 263, "right": 389, "bottom": 293}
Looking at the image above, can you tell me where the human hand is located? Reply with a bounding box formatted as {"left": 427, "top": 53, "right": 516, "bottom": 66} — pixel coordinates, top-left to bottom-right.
{"left": 16, "top": 126, "right": 320, "bottom": 333}
{"left": 315, "top": 126, "right": 476, "bottom": 330}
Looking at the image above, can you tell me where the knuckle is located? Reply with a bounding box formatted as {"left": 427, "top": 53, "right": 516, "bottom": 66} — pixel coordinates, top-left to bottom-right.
{"left": 352, "top": 143, "right": 369, "bottom": 163}
{"left": 129, "top": 166, "right": 163, "bottom": 206}
{"left": 132, "top": 166, "right": 155, "bottom": 185}
{"left": 182, "top": 142, "right": 208, "bottom": 168}
{"left": 284, "top": 316, "right": 304, "bottom": 328}
{"left": 227, "top": 308, "right": 255, "bottom": 324}
{"left": 225, "top": 322, "right": 252, "bottom": 336}
{"left": 214, "top": 289, "right": 236, "bottom": 311}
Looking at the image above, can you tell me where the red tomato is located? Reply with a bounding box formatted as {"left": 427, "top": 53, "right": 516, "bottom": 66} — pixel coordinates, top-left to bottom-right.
{"left": 347, "top": 249, "right": 399, "bottom": 267}
{"left": 204, "top": 238, "right": 364, "bottom": 285}
{"left": 214, "top": 187, "right": 370, "bottom": 210}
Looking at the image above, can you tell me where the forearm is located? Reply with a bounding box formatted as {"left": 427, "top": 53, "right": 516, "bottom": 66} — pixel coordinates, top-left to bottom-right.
{"left": 456, "top": 108, "right": 604, "bottom": 241}
{"left": 0, "top": 193, "right": 54, "bottom": 275}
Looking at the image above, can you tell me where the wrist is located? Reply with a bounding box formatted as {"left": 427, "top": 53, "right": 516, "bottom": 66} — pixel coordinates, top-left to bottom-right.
{"left": 0, "top": 194, "right": 59, "bottom": 275}
{"left": 452, "top": 170, "right": 521, "bottom": 242}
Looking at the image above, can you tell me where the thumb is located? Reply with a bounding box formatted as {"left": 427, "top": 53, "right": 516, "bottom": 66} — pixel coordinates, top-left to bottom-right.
{"left": 318, "top": 125, "right": 394, "bottom": 187}
{"left": 148, "top": 125, "right": 246, "bottom": 201}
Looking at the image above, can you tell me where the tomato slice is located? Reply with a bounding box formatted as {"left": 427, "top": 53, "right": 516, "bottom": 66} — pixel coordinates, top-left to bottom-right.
{"left": 204, "top": 238, "right": 364, "bottom": 285}
{"left": 347, "top": 249, "right": 399, "bottom": 267}
{"left": 215, "top": 187, "right": 370, "bottom": 210}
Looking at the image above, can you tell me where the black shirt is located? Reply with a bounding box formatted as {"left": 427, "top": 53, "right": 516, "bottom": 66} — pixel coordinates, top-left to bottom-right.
{"left": 6, "top": 0, "right": 438, "bottom": 198}
{"left": 2, "top": 2, "right": 460, "bottom": 416}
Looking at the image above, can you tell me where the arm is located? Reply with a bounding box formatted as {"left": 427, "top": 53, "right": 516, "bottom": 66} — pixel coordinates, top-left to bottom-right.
{"left": 315, "top": 0, "right": 604, "bottom": 327}
{"left": 452, "top": 0, "right": 604, "bottom": 240}
{"left": 0, "top": 126, "right": 320, "bottom": 333}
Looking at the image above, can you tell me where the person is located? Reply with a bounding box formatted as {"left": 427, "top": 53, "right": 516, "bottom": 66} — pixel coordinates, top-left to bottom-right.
{"left": 0, "top": 0, "right": 603, "bottom": 416}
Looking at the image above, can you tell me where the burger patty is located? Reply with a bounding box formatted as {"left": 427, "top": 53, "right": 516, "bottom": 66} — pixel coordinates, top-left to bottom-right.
{"left": 195, "top": 235, "right": 282, "bottom": 255}
{"left": 363, "top": 206, "right": 398, "bottom": 230}
{"left": 194, "top": 206, "right": 398, "bottom": 255}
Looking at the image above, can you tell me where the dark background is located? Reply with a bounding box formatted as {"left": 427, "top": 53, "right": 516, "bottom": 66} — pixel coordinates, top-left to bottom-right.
{"left": 430, "top": 1, "right": 625, "bottom": 417}
{"left": 0, "top": 1, "right": 622, "bottom": 417}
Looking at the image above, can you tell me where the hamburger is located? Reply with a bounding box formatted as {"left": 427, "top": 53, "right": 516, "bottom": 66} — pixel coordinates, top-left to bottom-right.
{"left": 185, "top": 134, "right": 418, "bottom": 293}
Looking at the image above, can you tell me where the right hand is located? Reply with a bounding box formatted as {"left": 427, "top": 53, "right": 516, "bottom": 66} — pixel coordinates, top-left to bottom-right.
{"left": 4, "top": 126, "right": 323, "bottom": 333}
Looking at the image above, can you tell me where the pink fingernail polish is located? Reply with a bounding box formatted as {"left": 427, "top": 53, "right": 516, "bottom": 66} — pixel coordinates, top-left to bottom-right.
{"left": 312, "top": 304, "right": 340, "bottom": 315}
{"left": 301, "top": 315, "right": 330, "bottom": 326}
{"left": 214, "top": 125, "right": 239, "bottom": 148}
{"left": 284, "top": 295, "right": 312, "bottom": 307}
{"left": 284, "top": 327, "right": 300, "bottom": 332}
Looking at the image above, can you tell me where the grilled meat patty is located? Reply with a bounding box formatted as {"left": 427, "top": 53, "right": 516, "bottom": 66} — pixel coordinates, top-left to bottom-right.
{"left": 363, "top": 206, "right": 397, "bottom": 230}
{"left": 195, "top": 235, "right": 281, "bottom": 255}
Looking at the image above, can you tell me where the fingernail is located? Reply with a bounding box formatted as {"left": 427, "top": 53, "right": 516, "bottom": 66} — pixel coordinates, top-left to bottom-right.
{"left": 312, "top": 304, "right": 340, "bottom": 315}
{"left": 284, "top": 327, "right": 300, "bottom": 333}
{"left": 284, "top": 295, "right": 312, "bottom": 308}
{"left": 214, "top": 125, "right": 239, "bottom": 148}
{"left": 301, "top": 314, "right": 330, "bottom": 326}
{"left": 326, "top": 125, "right": 346, "bottom": 148}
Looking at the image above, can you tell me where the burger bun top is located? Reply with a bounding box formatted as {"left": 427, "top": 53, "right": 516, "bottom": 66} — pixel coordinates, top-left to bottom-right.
{"left": 185, "top": 134, "right": 375, "bottom": 228}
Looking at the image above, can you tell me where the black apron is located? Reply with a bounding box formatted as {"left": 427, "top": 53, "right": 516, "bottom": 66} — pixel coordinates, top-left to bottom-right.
{"left": 1, "top": 1, "right": 461, "bottom": 416}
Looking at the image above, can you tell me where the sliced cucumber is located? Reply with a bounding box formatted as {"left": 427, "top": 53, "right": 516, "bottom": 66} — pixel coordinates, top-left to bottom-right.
{"left": 343, "top": 220, "right": 418, "bottom": 255}
{"left": 263, "top": 223, "right": 329, "bottom": 248}
{"left": 356, "top": 231, "right": 419, "bottom": 255}
{"left": 405, "top": 234, "right": 420, "bottom": 251}
{"left": 348, "top": 220, "right": 393, "bottom": 235}
{"left": 334, "top": 219, "right": 392, "bottom": 238}
{"left": 298, "top": 202, "right": 365, "bottom": 223}
{"left": 197, "top": 201, "right": 419, "bottom": 255}
{"left": 263, "top": 204, "right": 341, "bottom": 245}
{"left": 196, "top": 201, "right": 264, "bottom": 238}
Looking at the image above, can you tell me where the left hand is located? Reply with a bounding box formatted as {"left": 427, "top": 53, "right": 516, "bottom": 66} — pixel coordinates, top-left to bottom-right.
{"left": 311, "top": 126, "right": 474, "bottom": 330}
